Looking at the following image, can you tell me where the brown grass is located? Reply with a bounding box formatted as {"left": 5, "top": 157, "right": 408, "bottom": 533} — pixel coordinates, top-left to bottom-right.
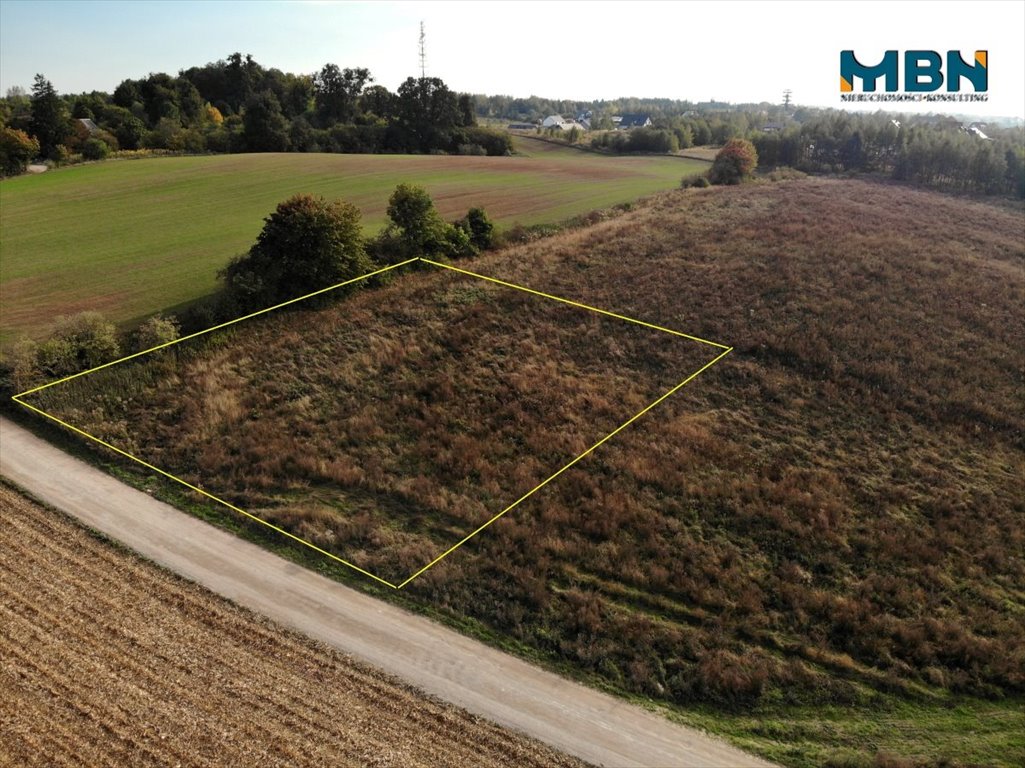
{"left": 27, "top": 177, "right": 1025, "bottom": 716}
{"left": 0, "top": 483, "right": 585, "bottom": 768}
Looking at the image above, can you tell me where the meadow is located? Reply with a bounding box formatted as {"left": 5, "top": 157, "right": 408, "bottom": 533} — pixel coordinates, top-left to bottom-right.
{"left": 0, "top": 137, "right": 705, "bottom": 346}
{"left": 25, "top": 177, "right": 1025, "bottom": 765}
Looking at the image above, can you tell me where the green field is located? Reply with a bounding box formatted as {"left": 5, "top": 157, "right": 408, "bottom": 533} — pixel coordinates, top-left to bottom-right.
{"left": 0, "top": 139, "right": 706, "bottom": 346}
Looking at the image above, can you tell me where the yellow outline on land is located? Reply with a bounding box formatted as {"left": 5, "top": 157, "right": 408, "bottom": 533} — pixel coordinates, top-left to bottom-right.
{"left": 13, "top": 256, "right": 732, "bottom": 589}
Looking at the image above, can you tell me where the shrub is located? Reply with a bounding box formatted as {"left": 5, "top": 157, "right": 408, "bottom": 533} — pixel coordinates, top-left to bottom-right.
{"left": 0, "top": 337, "right": 42, "bottom": 395}
{"left": 681, "top": 174, "right": 711, "bottom": 188}
{"left": 34, "top": 312, "right": 120, "bottom": 377}
{"left": 709, "top": 138, "right": 759, "bottom": 185}
{"left": 81, "top": 137, "right": 110, "bottom": 160}
{"left": 133, "top": 315, "right": 181, "bottom": 352}
{"left": 0, "top": 127, "right": 40, "bottom": 176}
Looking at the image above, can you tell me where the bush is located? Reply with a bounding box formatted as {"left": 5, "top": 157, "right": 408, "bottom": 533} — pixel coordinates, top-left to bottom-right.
{"left": 681, "top": 174, "right": 711, "bottom": 188}
{"left": 81, "top": 137, "right": 110, "bottom": 160}
{"left": 34, "top": 312, "right": 120, "bottom": 377}
{"left": 133, "top": 315, "right": 181, "bottom": 352}
{"left": 0, "top": 127, "right": 40, "bottom": 176}
{"left": 0, "top": 337, "right": 42, "bottom": 395}
{"left": 709, "top": 138, "right": 759, "bottom": 185}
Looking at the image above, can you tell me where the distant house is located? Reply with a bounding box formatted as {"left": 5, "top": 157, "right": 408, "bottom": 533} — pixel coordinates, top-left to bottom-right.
{"left": 617, "top": 114, "right": 652, "bottom": 129}
{"left": 78, "top": 118, "right": 99, "bottom": 134}
{"left": 966, "top": 124, "right": 992, "bottom": 140}
{"left": 542, "top": 114, "right": 567, "bottom": 128}
{"left": 761, "top": 122, "right": 785, "bottom": 133}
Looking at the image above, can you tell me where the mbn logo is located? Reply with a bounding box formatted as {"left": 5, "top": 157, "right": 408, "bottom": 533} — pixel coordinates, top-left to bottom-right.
{"left": 840, "top": 50, "right": 988, "bottom": 92}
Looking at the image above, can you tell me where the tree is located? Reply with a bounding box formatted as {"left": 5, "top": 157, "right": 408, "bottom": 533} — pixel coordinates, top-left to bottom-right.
{"left": 221, "top": 194, "right": 371, "bottom": 308}
{"left": 395, "top": 77, "right": 460, "bottom": 151}
{"left": 242, "top": 91, "right": 289, "bottom": 152}
{"left": 29, "top": 74, "right": 69, "bottom": 159}
{"left": 708, "top": 138, "right": 758, "bottom": 184}
{"left": 360, "top": 85, "right": 395, "bottom": 120}
{"left": 461, "top": 207, "right": 494, "bottom": 251}
{"left": 0, "top": 127, "right": 40, "bottom": 175}
{"left": 314, "top": 64, "right": 371, "bottom": 125}
{"left": 384, "top": 184, "right": 473, "bottom": 260}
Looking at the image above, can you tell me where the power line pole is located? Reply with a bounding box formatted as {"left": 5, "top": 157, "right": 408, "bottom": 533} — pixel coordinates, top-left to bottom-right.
{"left": 419, "top": 21, "right": 426, "bottom": 79}
{"left": 782, "top": 89, "right": 793, "bottom": 112}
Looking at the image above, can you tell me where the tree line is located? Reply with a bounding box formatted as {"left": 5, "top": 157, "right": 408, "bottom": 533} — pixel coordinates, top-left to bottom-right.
{"left": 0, "top": 52, "right": 511, "bottom": 174}
{"left": 748, "top": 112, "right": 1025, "bottom": 197}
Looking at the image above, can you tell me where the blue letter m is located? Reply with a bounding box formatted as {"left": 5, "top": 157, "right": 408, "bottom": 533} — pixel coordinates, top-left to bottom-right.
{"left": 840, "top": 50, "right": 898, "bottom": 92}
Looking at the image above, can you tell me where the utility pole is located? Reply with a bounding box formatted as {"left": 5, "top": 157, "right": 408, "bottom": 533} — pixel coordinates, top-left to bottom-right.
{"left": 419, "top": 21, "right": 427, "bottom": 79}
{"left": 782, "top": 89, "right": 793, "bottom": 113}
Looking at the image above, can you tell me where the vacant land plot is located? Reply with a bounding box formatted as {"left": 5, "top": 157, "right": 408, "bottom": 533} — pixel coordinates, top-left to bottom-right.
{"left": 16, "top": 178, "right": 1025, "bottom": 765}
{"left": 0, "top": 140, "right": 705, "bottom": 345}
{"left": 26, "top": 261, "right": 721, "bottom": 586}
{"left": 0, "top": 483, "right": 584, "bottom": 768}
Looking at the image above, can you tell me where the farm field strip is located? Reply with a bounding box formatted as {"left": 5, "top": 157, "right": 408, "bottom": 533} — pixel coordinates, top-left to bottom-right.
{"left": 0, "top": 141, "right": 708, "bottom": 344}
{"left": 0, "top": 481, "right": 590, "bottom": 768}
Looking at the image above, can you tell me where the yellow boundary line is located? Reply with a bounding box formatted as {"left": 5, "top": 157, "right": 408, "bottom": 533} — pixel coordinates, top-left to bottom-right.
{"left": 396, "top": 346, "right": 731, "bottom": 588}
{"left": 15, "top": 259, "right": 419, "bottom": 398}
{"left": 13, "top": 256, "right": 732, "bottom": 589}
{"left": 10, "top": 394, "right": 400, "bottom": 589}
{"left": 421, "top": 258, "right": 730, "bottom": 350}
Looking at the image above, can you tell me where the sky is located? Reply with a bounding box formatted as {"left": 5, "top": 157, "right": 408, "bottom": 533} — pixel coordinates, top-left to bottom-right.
{"left": 1, "top": 0, "right": 1023, "bottom": 118}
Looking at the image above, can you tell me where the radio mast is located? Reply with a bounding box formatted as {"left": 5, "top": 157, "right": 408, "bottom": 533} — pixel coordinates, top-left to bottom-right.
{"left": 419, "top": 21, "right": 427, "bottom": 79}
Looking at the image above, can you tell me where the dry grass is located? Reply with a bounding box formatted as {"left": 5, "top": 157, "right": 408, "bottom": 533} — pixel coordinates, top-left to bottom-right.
{"left": 0, "top": 483, "right": 585, "bottom": 768}
{"left": 27, "top": 177, "right": 1025, "bottom": 739}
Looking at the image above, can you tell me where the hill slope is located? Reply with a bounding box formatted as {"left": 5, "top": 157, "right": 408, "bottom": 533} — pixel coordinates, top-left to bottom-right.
{"left": 24, "top": 177, "right": 1025, "bottom": 765}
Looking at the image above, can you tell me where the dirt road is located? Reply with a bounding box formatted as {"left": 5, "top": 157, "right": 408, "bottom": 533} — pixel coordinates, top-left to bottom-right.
{"left": 0, "top": 416, "right": 773, "bottom": 768}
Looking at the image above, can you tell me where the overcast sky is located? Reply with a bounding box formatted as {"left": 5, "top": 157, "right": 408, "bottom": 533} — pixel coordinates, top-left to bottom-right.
{"left": 1, "top": 0, "right": 1022, "bottom": 118}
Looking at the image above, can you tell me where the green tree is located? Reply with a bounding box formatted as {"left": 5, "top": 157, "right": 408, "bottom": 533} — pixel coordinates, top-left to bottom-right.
{"left": 221, "top": 194, "right": 371, "bottom": 308}
{"left": 462, "top": 207, "right": 494, "bottom": 251}
{"left": 314, "top": 64, "right": 372, "bottom": 125}
{"left": 0, "top": 127, "right": 40, "bottom": 175}
{"left": 360, "top": 85, "right": 395, "bottom": 120}
{"left": 395, "top": 77, "right": 460, "bottom": 152}
{"left": 29, "top": 74, "right": 69, "bottom": 159}
{"left": 242, "top": 91, "right": 289, "bottom": 152}
{"left": 383, "top": 184, "right": 476, "bottom": 261}
{"left": 709, "top": 138, "right": 758, "bottom": 184}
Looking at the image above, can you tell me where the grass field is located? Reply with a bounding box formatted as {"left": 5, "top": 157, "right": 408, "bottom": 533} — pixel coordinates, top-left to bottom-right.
{"left": 0, "top": 482, "right": 584, "bottom": 768}
{"left": 24, "top": 177, "right": 1025, "bottom": 765}
{"left": 0, "top": 138, "right": 705, "bottom": 346}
